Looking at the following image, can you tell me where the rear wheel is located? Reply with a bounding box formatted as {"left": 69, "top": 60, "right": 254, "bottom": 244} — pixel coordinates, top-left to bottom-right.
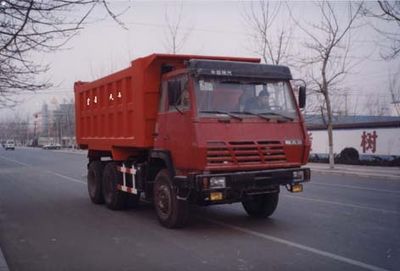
{"left": 153, "top": 169, "right": 189, "bottom": 228}
{"left": 87, "top": 161, "right": 104, "bottom": 204}
{"left": 242, "top": 192, "right": 279, "bottom": 218}
{"left": 126, "top": 193, "right": 141, "bottom": 208}
{"left": 102, "top": 162, "right": 128, "bottom": 210}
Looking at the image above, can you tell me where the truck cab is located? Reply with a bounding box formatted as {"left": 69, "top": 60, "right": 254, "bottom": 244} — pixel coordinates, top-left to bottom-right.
{"left": 151, "top": 60, "right": 310, "bottom": 222}
{"left": 156, "top": 60, "right": 310, "bottom": 173}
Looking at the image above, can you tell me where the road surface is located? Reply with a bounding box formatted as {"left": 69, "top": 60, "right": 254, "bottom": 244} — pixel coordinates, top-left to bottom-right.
{"left": 0, "top": 148, "right": 399, "bottom": 271}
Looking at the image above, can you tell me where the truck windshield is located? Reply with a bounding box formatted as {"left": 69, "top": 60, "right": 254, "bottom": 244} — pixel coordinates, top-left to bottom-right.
{"left": 194, "top": 78, "right": 298, "bottom": 120}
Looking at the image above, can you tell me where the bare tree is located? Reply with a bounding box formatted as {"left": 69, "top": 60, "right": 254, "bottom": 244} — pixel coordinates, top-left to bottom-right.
{"left": 163, "top": 2, "right": 192, "bottom": 54}
{"left": 293, "top": 1, "right": 363, "bottom": 168}
{"left": 243, "top": 0, "right": 293, "bottom": 65}
{"left": 0, "top": 0, "right": 127, "bottom": 108}
{"left": 364, "top": 93, "right": 390, "bottom": 116}
{"left": 0, "top": 113, "right": 31, "bottom": 145}
{"left": 362, "top": 1, "right": 400, "bottom": 59}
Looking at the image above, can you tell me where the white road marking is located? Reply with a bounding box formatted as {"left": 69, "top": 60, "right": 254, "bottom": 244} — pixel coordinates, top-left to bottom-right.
{"left": 49, "top": 172, "right": 85, "bottom": 184}
{"left": 0, "top": 155, "right": 31, "bottom": 167}
{"left": 0, "top": 155, "right": 85, "bottom": 185}
{"left": 283, "top": 194, "right": 399, "bottom": 215}
{"left": 312, "top": 182, "right": 400, "bottom": 195}
{"left": 206, "top": 219, "right": 390, "bottom": 271}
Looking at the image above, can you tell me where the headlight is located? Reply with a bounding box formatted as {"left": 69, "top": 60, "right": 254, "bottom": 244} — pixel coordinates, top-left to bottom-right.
{"left": 209, "top": 176, "right": 226, "bottom": 188}
{"left": 293, "top": 171, "right": 304, "bottom": 180}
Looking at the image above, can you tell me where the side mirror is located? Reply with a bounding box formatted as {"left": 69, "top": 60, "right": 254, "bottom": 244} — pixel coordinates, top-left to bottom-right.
{"left": 298, "top": 86, "right": 306, "bottom": 109}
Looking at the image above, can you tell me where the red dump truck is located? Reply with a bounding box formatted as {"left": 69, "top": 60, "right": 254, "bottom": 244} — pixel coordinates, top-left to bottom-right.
{"left": 74, "top": 54, "right": 311, "bottom": 228}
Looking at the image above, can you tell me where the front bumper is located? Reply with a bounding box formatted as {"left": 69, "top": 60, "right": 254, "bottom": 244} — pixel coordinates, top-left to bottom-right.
{"left": 174, "top": 167, "right": 310, "bottom": 205}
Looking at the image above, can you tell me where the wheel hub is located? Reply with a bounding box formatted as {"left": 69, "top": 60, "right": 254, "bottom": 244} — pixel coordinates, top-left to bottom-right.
{"left": 157, "top": 185, "right": 171, "bottom": 216}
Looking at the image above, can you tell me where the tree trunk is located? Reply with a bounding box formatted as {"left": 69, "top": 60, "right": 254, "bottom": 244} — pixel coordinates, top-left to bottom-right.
{"left": 325, "top": 92, "right": 335, "bottom": 169}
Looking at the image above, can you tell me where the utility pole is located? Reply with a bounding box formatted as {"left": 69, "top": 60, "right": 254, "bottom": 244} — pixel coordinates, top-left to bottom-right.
{"left": 33, "top": 114, "right": 38, "bottom": 146}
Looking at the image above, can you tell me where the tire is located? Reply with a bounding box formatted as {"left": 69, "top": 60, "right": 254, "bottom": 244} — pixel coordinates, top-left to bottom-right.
{"left": 102, "top": 162, "right": 128, "bottom": 210}
{"left": 126, "top": 193, "right": 141, "bottom": 209}
{"left": 153, "top": 169, "right": 189, "bottom": 228}
{"left": 87, "top": 161, "right": 105, "bottom": 204}
{"left": 242, "top": 192, "right": 279, "bottom": 218}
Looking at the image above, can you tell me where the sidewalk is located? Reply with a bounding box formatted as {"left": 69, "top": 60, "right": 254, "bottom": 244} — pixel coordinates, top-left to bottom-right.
{"left": 308, "top": 162, "right": 400, "bottom": 180}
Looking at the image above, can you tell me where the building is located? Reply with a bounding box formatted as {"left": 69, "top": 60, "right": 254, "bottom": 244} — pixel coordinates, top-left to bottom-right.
{"left": 32, "top": 100, "right": 75, "bottom": 147}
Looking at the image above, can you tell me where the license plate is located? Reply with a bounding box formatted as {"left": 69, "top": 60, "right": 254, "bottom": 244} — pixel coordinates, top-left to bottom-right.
{"left": 210, "top": 192, "right": 223, "bottom": 201}
{"left": 290, "top": 183, "right": 303, "bottom": 193}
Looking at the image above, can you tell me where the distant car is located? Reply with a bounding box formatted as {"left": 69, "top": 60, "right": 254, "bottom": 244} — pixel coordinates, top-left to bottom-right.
{"left": 42, "top": 143, "right": 62, "bottom": 150}
{"left": 5, "top": 140, "right": 15, "bottom": 150}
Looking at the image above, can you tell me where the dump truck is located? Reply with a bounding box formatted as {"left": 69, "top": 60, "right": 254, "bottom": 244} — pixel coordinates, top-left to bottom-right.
{"left": 74, "top": 54, "right": 311, "bottom": 228}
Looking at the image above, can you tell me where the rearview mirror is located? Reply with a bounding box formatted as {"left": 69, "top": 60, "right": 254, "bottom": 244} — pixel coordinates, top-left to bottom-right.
{"left": 298, "top": 86, "right": 306, "bottom": 109}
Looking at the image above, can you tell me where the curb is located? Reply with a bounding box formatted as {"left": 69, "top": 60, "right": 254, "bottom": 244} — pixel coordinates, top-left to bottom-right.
{"left": 54, "top": 149, "right": 87, "bottom": 156}
{"left": 309, "top": 166, "right": 400, "bottom": 180}
{"left": 0, "top": 246, "right": 9, "bottom": 271}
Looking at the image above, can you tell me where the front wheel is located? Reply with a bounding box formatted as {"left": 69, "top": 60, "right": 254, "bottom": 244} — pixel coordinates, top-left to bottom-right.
{"left": 153, "top": 169, "right": 189, "bottom": 228}
{"left": 242, "top": 192, "right": 279, "bottom": 218}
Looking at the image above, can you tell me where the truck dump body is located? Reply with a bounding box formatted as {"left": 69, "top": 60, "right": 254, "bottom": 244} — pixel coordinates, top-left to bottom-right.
{"left": 74, "top": 54, "right": 260, "bottom": 154}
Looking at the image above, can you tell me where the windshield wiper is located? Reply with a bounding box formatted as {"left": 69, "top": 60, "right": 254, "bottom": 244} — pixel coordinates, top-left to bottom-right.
{"left": 200, "top": 110, "right": 243, "bottom": 121}
{"left": 258, "top": 111, "right": 294, "bottom": 121}
{"left": 230, "top": 111, "right": 271, "bottom": 121}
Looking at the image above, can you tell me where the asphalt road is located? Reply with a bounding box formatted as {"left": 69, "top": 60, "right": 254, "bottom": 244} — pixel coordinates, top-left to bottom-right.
{"left": 0, "top": 148, "right": 399, "bottom": 271}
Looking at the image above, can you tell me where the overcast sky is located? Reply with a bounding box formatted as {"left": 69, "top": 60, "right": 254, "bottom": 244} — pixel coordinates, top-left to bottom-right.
{"left": 1, "top": 0, "right": 399, "bottom": 119}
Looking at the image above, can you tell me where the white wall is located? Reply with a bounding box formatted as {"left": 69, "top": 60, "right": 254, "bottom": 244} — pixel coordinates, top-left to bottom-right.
{"left": 309, "top": 128, "right": 400, "bottom": 156}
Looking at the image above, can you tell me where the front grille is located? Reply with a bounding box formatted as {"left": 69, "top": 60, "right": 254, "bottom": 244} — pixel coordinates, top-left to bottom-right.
{"left": 207, "top": 140, "right": 286, "bottom": 166}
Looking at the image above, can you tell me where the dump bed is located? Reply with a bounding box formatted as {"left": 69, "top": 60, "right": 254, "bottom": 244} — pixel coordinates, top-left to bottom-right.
{"left": 74, "top": 54, "right": 260, "bottom": 152}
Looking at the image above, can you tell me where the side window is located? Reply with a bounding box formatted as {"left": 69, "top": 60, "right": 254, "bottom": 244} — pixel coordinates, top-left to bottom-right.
{"left": 159, "top": 81, "right": 168, "bottom": 113}
{"left": 167, "top": 75, "right": 190, "bottom": 112}
{"left": 168, "top": 80, "right": 181, "bottom": 109}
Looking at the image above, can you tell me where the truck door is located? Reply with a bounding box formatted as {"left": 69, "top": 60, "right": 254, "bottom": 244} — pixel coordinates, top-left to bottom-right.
{"left": 155, "top": 74, "right": 193, "bottom": 171}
